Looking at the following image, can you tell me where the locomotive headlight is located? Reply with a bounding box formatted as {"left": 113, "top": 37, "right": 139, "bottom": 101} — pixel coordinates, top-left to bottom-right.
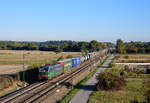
{"left": 42, "top": 70, "right": 45, "bottom": 72}
{"left": 39, "top": 68, "right": 45, "bottom": 72}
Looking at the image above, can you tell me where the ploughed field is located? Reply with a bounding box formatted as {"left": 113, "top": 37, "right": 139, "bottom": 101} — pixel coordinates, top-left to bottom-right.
{"left": 0, "top": 50, "right": 81, "bottom": 74}
{"left": 113, "top": 54, "right": 150, "bottom": 63}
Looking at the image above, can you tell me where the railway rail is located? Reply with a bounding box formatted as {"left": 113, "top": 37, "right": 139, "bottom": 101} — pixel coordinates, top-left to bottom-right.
{"left": 0, "top": 53, "right": 108, "bottom": 103}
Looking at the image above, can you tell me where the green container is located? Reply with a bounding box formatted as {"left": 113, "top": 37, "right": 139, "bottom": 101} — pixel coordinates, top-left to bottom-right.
{"left": 64, "top": 59, "right": 72, "bottom": 72}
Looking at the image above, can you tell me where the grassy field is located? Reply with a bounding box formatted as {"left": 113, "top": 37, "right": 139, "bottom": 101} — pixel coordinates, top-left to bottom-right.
{"left": 114, "top": 54, "right": 150, "bottom": 63}
{"left": 0, "top": 50, "right": 81, "bottom": 74}
{"left": 0, "top": 50, "right": 82, "bottom": 65}
{"left": 89, "top": 80, "right": 148, "bottom": 103}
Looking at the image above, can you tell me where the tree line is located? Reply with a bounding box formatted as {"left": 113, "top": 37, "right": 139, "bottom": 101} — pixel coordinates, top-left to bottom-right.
{"left": 116, "top": 39, "right": 150, "bottom": 54}
{"left": 0, "top": 40, "right": 114, "bottom": 53}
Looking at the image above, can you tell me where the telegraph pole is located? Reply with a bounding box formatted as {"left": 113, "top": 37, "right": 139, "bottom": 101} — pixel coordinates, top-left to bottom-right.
{"left": 23, "top": 50, "right": 25, "bottom": 82}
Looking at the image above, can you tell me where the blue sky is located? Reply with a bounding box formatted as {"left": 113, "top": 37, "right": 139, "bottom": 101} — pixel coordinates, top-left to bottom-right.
{"left": 0, "top": 0, "right": 150, "bottom": 43}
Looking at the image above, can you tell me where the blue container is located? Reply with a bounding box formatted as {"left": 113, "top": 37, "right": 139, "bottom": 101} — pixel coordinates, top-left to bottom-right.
{"left": 72, "top": 57, "right": 80, "bottom": 67}
{"left": 72, "top": 57, "right": 76, "bottom": 67}
{"left": 76, "top": 57, "right": 80, "bottom": 65}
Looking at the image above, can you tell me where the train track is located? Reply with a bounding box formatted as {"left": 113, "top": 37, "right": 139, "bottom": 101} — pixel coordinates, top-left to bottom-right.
{"left": 22, "top": 60, "right": 96, "bottom": 103}
{"left": 0, "top": 54, "right": 106, "bottom": 103}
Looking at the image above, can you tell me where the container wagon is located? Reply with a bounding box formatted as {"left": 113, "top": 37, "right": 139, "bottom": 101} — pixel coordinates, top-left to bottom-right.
{"left": 72, "top": 57, "right": 80, "bottom": 67}
{"left": 58, "top": 58, "right": 72, "bottom": 72}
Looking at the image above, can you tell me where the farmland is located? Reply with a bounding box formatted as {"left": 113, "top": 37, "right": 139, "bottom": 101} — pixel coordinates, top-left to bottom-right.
{"left": 89, "top": 54, "right": 150, "bottom": 103}
{"left": 113, "top": 54, "right": 150, "bottom": 63}
{"left": 0, "top": 50, "right": 81, "bottom": 74}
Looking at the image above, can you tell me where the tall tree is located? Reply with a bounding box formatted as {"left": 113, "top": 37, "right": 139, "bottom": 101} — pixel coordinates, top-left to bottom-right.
{"left": 89, "top": 40, "right": 100, "bottom": 52}
{"left": 116, "top": 39, "right": 126, "bottom": 54}
{"left": 126, "top": 42, "right": 138, "bottom": 53}
{"left": 145, "top": 45, "right": 150, "bottom": 53}
{"left": 78, "top": 41, "right": 89, "bottom": 52}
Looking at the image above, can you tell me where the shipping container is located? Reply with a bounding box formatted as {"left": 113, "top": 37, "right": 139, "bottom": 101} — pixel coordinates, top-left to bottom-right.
{"left": 94, "top": 52, "right": 96, "bottom": 56}
{"left": 72, "top": 57, "right": 80, "bottom": 67}
{"left": 72, "top": 57, "right": 76, "bottom": 67}
{"left": 76, "top": 57, "right": 80, "bottom": 65}
{"left": 80, "top": 56, "right": 85, "bottom": 63}
{"left": 58, "top": 59, "right": 72, "bottom": 72}
{"left": 89, "top": 53, "right": 94, "bottom": 58}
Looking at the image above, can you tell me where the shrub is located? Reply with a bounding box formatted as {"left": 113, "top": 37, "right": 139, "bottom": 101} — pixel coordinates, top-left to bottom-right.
{"left": 124, "top": 65, "right": 129, "bottom": 71}
{"left": 18, "top": 64, "right": 40, "bottom": 84}
{"left": 57, "top": 56, "right": 64, "bottom": 61}
{"left": 143, "top": 80, "right": 150, "bottom": 88}
{"left": 0, "top": 76, "right": 14, "bottom": 90}
{"left": 120, "top": 70, "right": 128, "bottom": 76}
{"left": 28, "top": 63, "right": 40, "bottom": 70}
{"left": 105, "top": 68, "right": 121, "bottom": 76}
{"left": 96, "top": 72, "right": 126, "bottom": 91}
{"left": 24, "top": 64, "right": 40, "bottom": 84}
{"left": 66, "top": 55, "right": 73, "bottom": 59}
{"left": 115, "top": 56, "right": 120, "bottom": 60}
{"left": 124, "top": 55, "right": 130, "bottom": 59}
{"left": 147, "top": 69, "right": 150, "bottom": 74}
{"left": 109, "top": 63, "right": 115, "bottom": 68}
{"left": 145, "top": 89, "right": 150, "bottom": 103}
{"left": 135, "top": 68, "right": 146, "bottom": 74}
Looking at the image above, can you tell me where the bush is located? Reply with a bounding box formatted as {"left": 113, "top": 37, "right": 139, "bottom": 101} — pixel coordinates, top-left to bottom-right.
{"left": 18, "top": 64, "right": 40, "bottom": 84}
{"left": 27, "top": 63, "right": 40, "bottom": 70}
{"left": 147, "top": 69, "right": 150, "bottom": 74}
{"left": 0, "top": 76, "right": 14, "bottom": 90}
{"left": 57, "top": 56, "right": 64, "bottom": 61}
{"left": 66, "top": 55, "right": 73, "bottom": 59}
{"left": 124, "top": 65, "right": 129, "bottom": 71}
{"left": 143, "top": 80, "right": 150, "bottom": 88}
{"left": 115, "top": 56, "right": 120, "bottom": 60}
{"left": 109, "top": 63, "right": 115, "bottom": 68}
{"left": 24, "top": 64, "right": 40, "bottom": 84}
{"left": 145, "top": 89, "right": 150, "bottom": 103}
{"left": 120, "top": 70, "right": 128, "bottom": 76}
{"left": 135, "top": 68, "right": 146, "bottom": 74}
{"left": 105, "top": 68, "right": 121, "bottom": 76}
{"left": 124, "top": 55, "right": 129, "bottom": 59}
{"left": 96, "top": 72, "right": 126, "bottom": 91}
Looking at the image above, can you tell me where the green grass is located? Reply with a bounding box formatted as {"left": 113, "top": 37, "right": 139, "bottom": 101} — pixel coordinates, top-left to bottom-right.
{"left": 60, "top": 55, "right": 111, "bottom": 103}
{"left": 126, "top": 80, "right": 144, "bottom": 93}
{"left": 89, "top": 80, "right": 147, "bottom": 103}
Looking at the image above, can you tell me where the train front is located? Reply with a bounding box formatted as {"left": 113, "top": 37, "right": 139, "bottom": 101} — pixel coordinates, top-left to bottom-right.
{"left": 39, "top": 65, "right": 49, "bottom": 80}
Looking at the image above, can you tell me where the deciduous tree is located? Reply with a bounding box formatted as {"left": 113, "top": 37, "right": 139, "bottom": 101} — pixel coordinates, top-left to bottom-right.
{"left": 116, "top": 39, "right": 126, "bottom": 54}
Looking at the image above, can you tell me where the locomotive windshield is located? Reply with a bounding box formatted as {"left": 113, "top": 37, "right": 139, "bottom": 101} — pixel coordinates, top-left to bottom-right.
{"left": 39, "top": 66, "right": 49, "bottom": 72}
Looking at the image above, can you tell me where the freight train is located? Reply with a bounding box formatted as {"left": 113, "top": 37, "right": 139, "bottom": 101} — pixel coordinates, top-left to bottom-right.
{"left": 39, "top": 51, "right": 106, "bottom": 80}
